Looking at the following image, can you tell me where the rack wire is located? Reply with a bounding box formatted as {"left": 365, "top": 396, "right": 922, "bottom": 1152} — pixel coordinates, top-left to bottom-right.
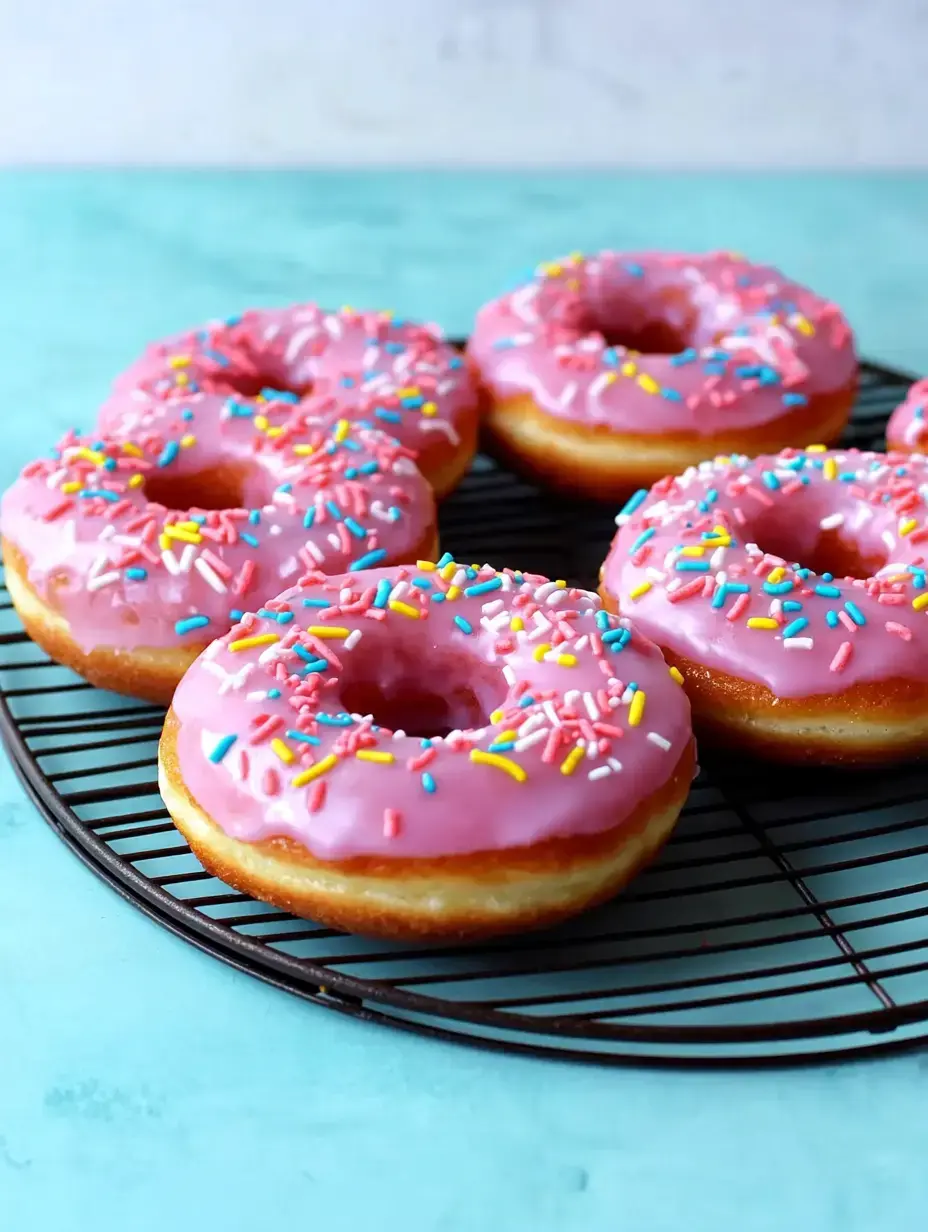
{"left": 3, "top": 357, "right": 928, "bottom": 1066}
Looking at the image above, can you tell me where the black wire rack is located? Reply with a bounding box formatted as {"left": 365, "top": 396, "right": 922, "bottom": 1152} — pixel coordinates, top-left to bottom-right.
{"left": 4, "top": 357, "right": 928, "bottom": 1067}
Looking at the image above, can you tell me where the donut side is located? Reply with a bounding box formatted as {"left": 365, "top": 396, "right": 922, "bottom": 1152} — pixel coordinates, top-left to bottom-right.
{"left": 159, "top": 709, "right": 696, "bottom": 941}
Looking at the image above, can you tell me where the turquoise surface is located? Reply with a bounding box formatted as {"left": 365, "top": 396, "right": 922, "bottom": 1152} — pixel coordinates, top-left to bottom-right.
{"left": 2, "top": 171, "right": 928, "bottom": 1232}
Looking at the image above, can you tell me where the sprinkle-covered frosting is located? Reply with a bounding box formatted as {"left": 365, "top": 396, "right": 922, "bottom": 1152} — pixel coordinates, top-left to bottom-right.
{"left": 98, "top": 303, "right": 477, "bottom": 468}
{"left": 602, "top": 447, "right": 928, "bottom": 697}
{"left": 886, "top": 379, "right": 928, "bottom": 452}
{"left": 468, "top": 250, "right": 856, "bottom": 434}
{"left": 171, "top": 561, "right": 693, "bottom": 860}
{"left": 0, "top": 409, "right": 434, "bottom": 653}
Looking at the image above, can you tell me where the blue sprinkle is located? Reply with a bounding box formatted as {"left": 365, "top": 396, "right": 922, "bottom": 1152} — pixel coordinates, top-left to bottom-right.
{"left": 175, "top": 615, "right": 210, "bottom": 635}
{"left": 782, "top": 393, "right": 808, "bottom": 408}
{"left": 286, "top": 729, "right": 321, "bottom": 745}
{"left": 463, "top": 577, "right": 503, "bottom": 598}
{"left": 103, "top": 457, "right": 117, "bottom": 471}
{"left": 343, "top": 516, "right": 366, "bottom": 539}
{"left": 297, "top": 658, "right": 330, "bottom": 675}
{"left": 373, "top": 578, "right": 392, "bottom": 608}
{"left": 359, "top": 461, "right": 379, "bottom": 475}
{"left": 316, "top": 713, "right": 353, "bottom": 727}
{"left": 595, "top": 610, "right": 611, "bottom": 630}
{"left": 303, "top": 507, "right": 316, "bottom": 529}
{"left": 761, "top": 471, "right": 780, "bottom": 490}
{"left": 240, "top": 532, "right": 259, "bottom": 548}
{"left": 629, "top": 527, "right": 656, "bottom": 555}
{"left": 669, "top": 348, "right": 698, "bottom": 366}
{"left": 340, "top": 377, "right": 355, "bottom": 388}
{"left": 190, "top": 514, "right": 206, "bottom": 525}
{"left": 815, "top": 584, "right": 841, "bottom": 598}
{"left": 125, "top": 567, "right": 147, "bottom": 581}
{"left": 260, "top": 387, "right": 299, "bottom": 403}
{"left": 454, "top": 615, "right": 473, "bottom": 634}
{"left": 208, "top": 734, "right": 237, "bottom": 763}
{"left": 623, "top": 261, "right": 645, "bottom": 277}
{"left": 431, "top": 593, "right": 445, "bottom": 603}
{"left": 487, "top": 742, "right": 515, "bottom": 754}
{"left": 349, "top": 548, "right": 388, "bottom": 571}
{"left": 437, "top": 552, "right": 454, "bottom": 568}
{"left": 618, "top": 489, "right": 648, "bottom": 519}
{"left": 421, "top": 772, "right": 437, "bottom": 793}
{"left": 267, "top": 688, "right": 281, "bottom": 699}
{"left": 157, "top": 441, "right": 180, "bottom": 468}
{"left": 602, "top": 347, "right": 619, "bottom": 366}
{"left": 782, "top": 600, "right": 804, "bottom": 612}
{"left": 249, "top": 509, "right": 261, "bottom": 525}
{"left": 229, "top": 608, "right": 244, "bottom": 621}
{"left": 302, "top": 598, "right": 330, "bottom": 608}
{"left": 79, "top": 489, "right": 119, "bottom": 502}
{"left": 602, "top": 628, "right": 628, "bottom": 646}
{"left": 782, "top": 617, "right": 809, "bottom": 639}
{"left": 826, "top": 610, "right": 840, "bottom": 628}
{"left": 325, "top": 501, "right": 343, "bottom": 521}
{"left": 675, "top": 560, "right": 710, "bottom": 573}
{"left": 412, "top": 578, "right": 432, "bottom": 590}
{"left": 660, "top": 387, "right": 684, "bottom": 402}
{"left": 181, "top": 409, "right": 194, "bottom": 421}
{"left": 763, "top": 580, "right": 794, "bottom": 595}
{"left": 845, "top": 600, "right": 866, "bottom": 626}
{"left": 375, "top": 409, "right": 403, "bottom": 424}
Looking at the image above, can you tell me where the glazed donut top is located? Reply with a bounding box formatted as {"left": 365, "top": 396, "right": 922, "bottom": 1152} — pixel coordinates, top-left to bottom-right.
{"left": 98, "top": 303, "right": 476, "bottom": 454}
{"left": 1, "top": 409, "right": 433, "bottom": 653}
{"left": 602, "top": 447, "right": 928, "bottom": 698}
{"left": 171, "top": 561, "right": 693, "bottom": 860}
{"left": 886, "top": 379, "right": 928, "bottom": 451}
{"left": 468, "top": 250, "right": 856, "bottom": 434}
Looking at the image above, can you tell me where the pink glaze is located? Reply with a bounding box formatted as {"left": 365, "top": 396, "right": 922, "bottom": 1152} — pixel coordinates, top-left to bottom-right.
{"left": 97, "top": 304, "right": 477, "bottom": 470}
{"left": 171, "top": 562, "right": 693, "bottom": 860}
{"left": 886, "top": 379, "right": 928, "bottom": 451}
{"left": 1, "top": 410, "right": 434, "bottom": 654}
{"left": 602, "top": 448, "right": 928, "bottom": 698}
{"left": 468, "top": 250, "right": 856, "bottom": 434}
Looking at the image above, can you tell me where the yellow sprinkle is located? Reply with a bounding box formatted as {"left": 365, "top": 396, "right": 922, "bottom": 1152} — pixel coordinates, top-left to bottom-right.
{"left": 162, "top": 525, "right": 201, "bottom": 544}
{"left": 767, "top": 566, "right": 786, "bottom": 584}
{"left": 556, "top": 579, "right": 567, "bottom": 589}
{"left": 356, "top": 750, "right": 395, "bottom": 764}
{"left": 73, "top": 447, "right": 106, "bottom": 465}
{"left": 568, "top": 250, "right": 584, "bottom": 262}
{"left": 628, "top": 691, "right": 646, "bottom": 727}
{"left": 60, "top": 481, "right": 82, "bottom": 493}
{"left": 700, "top": 535, "right": 730, "bottom": 548}
{"left": 669, "top": 666, "right": 684, "bottom": 685}
{"left": 229, "top": 633, "right": 279, "bottom": 652}
{"left": 533, "top": 642, "right": 552, "bottom": 662}
{"left": 291, "top": 754, "right": 338, "bottom": 787}
{"left": 490, "top": 708, "right": 505, "bottom": 724}
{"left": 180, "top": 434, "right": 196, "bottom": 448}
{"left": 629, "top": 581, "right": 652, "bottom": 600}
{"left": 497, "top": 730, "right": 517, "bottom": 743}
{"left": 823, "top": 457, "right": 838, "bottom": 481}
{"left": 421, "top": 401, "right": 438, "bottom": 417}
{"left": 396, "top": 386, "right": 419, "bottom": 399}
{"left": 913, "top": 593, "right": 928, "bottom": 612}
{"left": 266, "top": 426, "right": 284, "bottom": 439}
{"left": 747, "top": 617, "right": 779, "bottom": 630}
{"left": 159, "top": 534, "right": 170, "bottom": 550}
{"left": 175, "top": 520, "right": 200, "bottom": 531}
{"left": 680, "top": 546, "right": 706, "bottom": 557}
{"left": 270, "top": 738, "right": 295, "bottom": 765}
{"left": 469, "top": 749, "right": 527, "bottom": 782}
{"left": 621, "top": 361, "right": 638, "bottom": 377}
{"left": 306, "top": 626, "right": 350, "bottom": 639}
{"left": 333, "top": 419, "right": 350, "bottom": 442}
{"left": 253, "top": 414, "right": 269, "bottom": 432}
{"left": 417, "top": 559, "right": 436, "bottom": 571}
{"left": 174, "top": 372, "right": 189, "bottom": 386}
{"left": 806, "top": 444, "right": 827, "bottom": 453}
{"left": 540, "top": 262, "right": 562, "bottom": 277}
{"left": 292, "top": 444, "right": 315, "bottom": 456}
{"left": 128, "top": 473, "right": 144, "bottom": 488}
{"left": 888, "top": 573, "right": 914, "bottom": 584}
{"left": 510, "top": 616, "right": 524, "bottom": 632}
{"left": 167, "top": 355, "right": 191, "bottom": 368}
{"left": 900, "top": 518, "right": 918, "bottom": 536}
{"left": 793, "top": 314, "right": 815, "bottom": 337}
{"left": 637, "top": 373, "right": 660, "bottom": 395}
{"left": 389, "top": 600, "right": 421, "bottom": 619}
{"left": 446, "top": 585, "right": 462, "bottom": 600}
{"left": 560, "top": 744, "right": 585, "bottom": 777}
{"left": 556, "top": 654, "right": 578, "bottom": 667}
{"left": 121, "top": 442, "right": 143, "bottom": 457}
{"left": 440, "top": 562, "right": 458, "bottom": 580}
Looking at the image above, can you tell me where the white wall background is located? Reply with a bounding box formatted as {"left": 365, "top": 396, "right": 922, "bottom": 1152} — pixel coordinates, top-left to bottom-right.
{"left": 1, "top": 0, "right": 927, "bottom": 166}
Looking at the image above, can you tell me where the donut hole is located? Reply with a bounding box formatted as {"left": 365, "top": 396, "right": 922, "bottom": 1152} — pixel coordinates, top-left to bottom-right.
{"left": 218, "top": 370, "right": 313, "bottom": 401}
{"left": 142, "top": 462, "right": 253, "bottom": 513}
{"left": 582, "top": 281, "right": 697, "bottom": 356}
{"left": 597, "top": 317, "right": 691, "bottom": 356}
{"left": 747, "top": 508, "right": 888, "bottom": 580}
{"left": 338, "top": 641, "right": 505, "bottom": 739}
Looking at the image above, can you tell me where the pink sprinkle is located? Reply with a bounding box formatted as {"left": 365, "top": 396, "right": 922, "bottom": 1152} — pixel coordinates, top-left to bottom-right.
{"left": 885, "top": 621, "right": 913, "bottom": 640}
{"left": 250, "top": 714, "right": 284, "bottom": 744}
{"left": 726, "top": 593, "right": 751, "bottom": 623}
{"left": 541, "top": 729, "right": 562, "bottom": 764}
{"left": 667, "top": 579, "right": 704, "bottom": 604}
{"left": 408, "top": 747, "right": 437, "bottom": 771}
{"left": 830, "top": 641, "right": 853, "bottom": 673}
{"left": 42, "top": 497, "right": 74, "bottom": 522}
{"left": 383, "top": 808, "right": 401, "bottom": 838}
{"left": 307, "top": 780, "right": 327, "bottom": 812}
{"left": 261, "top": 768, "right": 281, "bottom": 796}
{"left": 234, "top": 559, "right": 257, "bottom": 595}
{"left": 837, "top": 611, "right": 857, "bottom": 633}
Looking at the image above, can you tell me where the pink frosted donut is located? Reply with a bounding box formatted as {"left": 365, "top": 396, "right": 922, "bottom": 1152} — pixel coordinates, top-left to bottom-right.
{"left": 468, "top": 250, "right": 857, "bottom": 499}
{"left": 158, "top": 560, "right": 695, "bottom": 940}
{"left": 886, "top": 379, "right": 928, "bottom": 453}
{"left": 98, "top": 304, "right": 480, "bottom": 498}
{"left": 600, "top": 446, "right": 928, "bottom": 765}
{"left": 1, "top": 408, "right": 436, "bottom": 704}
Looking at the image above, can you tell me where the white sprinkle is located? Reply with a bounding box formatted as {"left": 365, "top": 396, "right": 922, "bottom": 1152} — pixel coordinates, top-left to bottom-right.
{"left": 178, "top": 544, "right": 196, "bottom": 573}
{"left": 86, "top": 570, "right": 120, "bottom": 591}
{"left": 481, "top": 598, "right": 504, "bottom": 616}
{"left": 344, "top": 629, "right": 362, "bottom": 650}
{"left": 514, "top": 728, "right": 547, "bottom": 753}
{"left": 284, "top": 325, "right": 315, "bottom": 363}
{"left": 194, "top": 558, "right": 227, "bottom": 593}
{"left": 882, "top": 530, "right": 896, "bottom": 552}
{"left": 388, "top": 581, "right": 408, "bottom": 602}
{"left": 517, "top": 712, "right": 545, "bottom": 739}
{"left": 564, "top": 689, "right": 581, "bottom": 708}
{"left": 573, "top": 635, "right": 589, "bottom": 651}
{"left": 621, "top": 686, "right": 636, "bottom": 705}
{"left": 326, "top": 532, "right": 342, "bottom": 551}
{"left": 246, "top": 690, "right": 268, "bottom": 702}
{"left": 586, "top": 740, "right": 598, "bottom": 759}
{"left": 647, "top": 732, "right": 672, "bottom": 751}
{"left": 588, "top": 765, "right": 612, "bottom": 780}
{"left": 304, "top": 541, "right": 324, "bottom": 563}
{"left": 607, "top": 758, "right": 623, "bottom": 772}
{"left": 819, "top": 512, "right": 844, "bottom": 530}
{"left": 161, "top": 549, "right": 181, "bottom": 576}
{"left": 502, "top": 665, "right": 516, "bottom": 685}
{"left": 542, "top": 700, "right": 562, "bottom": 728}
{"left": 583, "top": 692, "right": 600, "bottom": 720}
{"left": 783, "top": 637, "right": 814, "bottom": 649}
